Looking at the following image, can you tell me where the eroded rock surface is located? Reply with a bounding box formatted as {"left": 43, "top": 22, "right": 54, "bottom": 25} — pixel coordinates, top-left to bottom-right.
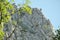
{"left": 4, "top": 8, "right": 54, "bottom": 40}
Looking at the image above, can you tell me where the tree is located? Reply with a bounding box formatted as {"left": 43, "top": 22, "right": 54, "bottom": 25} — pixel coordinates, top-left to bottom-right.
{"left": 0, "top": 0, "right": 32, "bottom": 40}
{"left": 53, "top": 27, "right": 60, "bottom": 40}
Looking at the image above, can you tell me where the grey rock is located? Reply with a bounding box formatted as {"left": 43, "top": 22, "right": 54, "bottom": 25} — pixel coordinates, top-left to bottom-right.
{"left": 4, "top": 8, "right": 54, "bottom": 40}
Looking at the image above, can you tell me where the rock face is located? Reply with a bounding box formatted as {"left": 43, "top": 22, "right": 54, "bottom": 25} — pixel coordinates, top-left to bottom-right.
{"left": 4, "top": 8, "right": 54, "bottom": 40}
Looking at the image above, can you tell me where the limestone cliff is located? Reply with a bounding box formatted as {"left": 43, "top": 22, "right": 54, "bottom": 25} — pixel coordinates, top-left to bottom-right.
{"left": 3, "top": 7, "right": 54, "bottom": 40}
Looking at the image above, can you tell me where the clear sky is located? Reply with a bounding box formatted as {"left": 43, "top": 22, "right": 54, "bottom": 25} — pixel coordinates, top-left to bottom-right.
{"left": 14, "top": 0, "right": 60, "bottom": 30}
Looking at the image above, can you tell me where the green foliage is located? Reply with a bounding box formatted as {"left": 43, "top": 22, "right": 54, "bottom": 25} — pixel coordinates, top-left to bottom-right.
{"left": 0, "top": 30, "right": 4, "bottom": 40}
{"left": 0, "top": 0, "right": 32, "bottom": 40}
{"left": 0, "top": 0, "right": 14, "bottom": 39}
{"left": 23, "top": 5, "right": 32, "bottom": 14}
{"left": 53, "top": 28, "right": 60, "bottom": 40}
{"left": 0, "top": 23, "right": 4, "bottom": 40}
{"left": 18, "top": 0, "right": 32, "bottom": 15}
{"left": 19, "top": 5, "right": 32, "bottom": 15}
{"left": 0, "top": 0, "right": 14, "bottom": 23}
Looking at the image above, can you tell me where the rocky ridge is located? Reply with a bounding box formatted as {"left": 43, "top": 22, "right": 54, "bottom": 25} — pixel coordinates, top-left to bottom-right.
{"left": 3, "top": 6, "right": 54, "bottom": 40}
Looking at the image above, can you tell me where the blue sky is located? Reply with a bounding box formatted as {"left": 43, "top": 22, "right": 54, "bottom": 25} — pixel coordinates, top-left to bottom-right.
{"left": 14, "top": 0, "right": 60, "bottom": 30}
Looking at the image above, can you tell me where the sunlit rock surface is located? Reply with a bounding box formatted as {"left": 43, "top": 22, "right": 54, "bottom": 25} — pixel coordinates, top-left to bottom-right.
{"left": 4, "top": 7, "right": 54, "bottom": 40}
